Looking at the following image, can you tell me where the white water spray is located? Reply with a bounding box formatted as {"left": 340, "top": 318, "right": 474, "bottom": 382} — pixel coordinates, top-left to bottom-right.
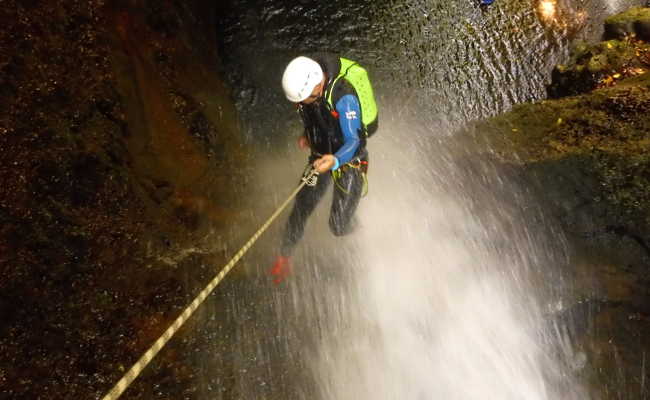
{"left": 286, "top": 109, "right": 588, "bottom": 400}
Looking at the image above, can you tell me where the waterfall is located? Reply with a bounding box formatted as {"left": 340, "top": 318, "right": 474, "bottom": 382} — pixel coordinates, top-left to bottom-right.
{"left": 287, "top": 110, "right": 588, "bottom": 399}
{"left": 214, "top": 1, "right": 648, "bottom": 398}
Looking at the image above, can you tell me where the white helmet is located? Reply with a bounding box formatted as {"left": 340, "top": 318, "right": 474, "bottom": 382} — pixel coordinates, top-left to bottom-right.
{"left": 281, "top": 56, "right": 323, "bottom": 102}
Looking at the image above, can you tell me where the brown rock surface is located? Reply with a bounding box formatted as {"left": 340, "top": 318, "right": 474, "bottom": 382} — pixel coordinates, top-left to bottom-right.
{"left": 0, "top": 1, "right": 247, "bottom": 398}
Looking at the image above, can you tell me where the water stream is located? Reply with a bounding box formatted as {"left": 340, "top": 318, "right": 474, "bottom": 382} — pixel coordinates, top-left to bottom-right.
{"left": 206, "top": 0, "right": 646, "bottom": 398}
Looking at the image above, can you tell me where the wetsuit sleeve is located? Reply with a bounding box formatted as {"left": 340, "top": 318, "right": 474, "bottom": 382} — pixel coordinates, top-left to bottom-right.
{"left": 333, "top": 94, "right": 361, "bottom": 169}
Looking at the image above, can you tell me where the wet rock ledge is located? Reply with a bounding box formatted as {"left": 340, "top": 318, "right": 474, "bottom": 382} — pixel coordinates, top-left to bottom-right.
{"left": 1, "top": 0, "right": 245, "bottom": 398}
{"left": 471, "top": 7, "right": 650, "bottom": 399}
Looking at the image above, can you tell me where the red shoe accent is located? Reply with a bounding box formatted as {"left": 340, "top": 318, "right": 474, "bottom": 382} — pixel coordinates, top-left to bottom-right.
{"left": 270, "top": 256, "right": 291, "bottom": 284}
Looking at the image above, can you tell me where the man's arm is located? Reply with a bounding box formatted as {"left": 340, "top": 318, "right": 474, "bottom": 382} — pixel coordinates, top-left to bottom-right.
{"left": 332, "top": 94, "right": 362, "bottom": 169}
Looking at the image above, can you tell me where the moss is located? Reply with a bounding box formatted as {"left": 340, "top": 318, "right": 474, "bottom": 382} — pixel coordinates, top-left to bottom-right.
{"left": 548, "top": 36, "right": 650, "bottom": 98}
{"left": 604, "top": 6, "right": 650, "bottom": 41}
{"left": 605, "top": 7, "right": 650, "bottom": 26}
{"left": 474, "top": 68, "right": 650, "bottom": 251}
{"left": 549, "top": 8, "right": 650, "bottom": 99}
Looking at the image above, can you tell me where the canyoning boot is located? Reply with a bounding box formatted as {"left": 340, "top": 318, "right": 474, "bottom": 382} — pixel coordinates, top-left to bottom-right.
{"left": 270, "top": 255, "right": 291, "bottom": 284}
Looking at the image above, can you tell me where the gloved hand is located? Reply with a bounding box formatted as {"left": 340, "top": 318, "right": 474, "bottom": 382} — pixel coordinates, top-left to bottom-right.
{"left": 313, "top": 154, "right": 337, "bottom": 173}
{"left": 269, "top": 255, "right": 291, "bottom": 284}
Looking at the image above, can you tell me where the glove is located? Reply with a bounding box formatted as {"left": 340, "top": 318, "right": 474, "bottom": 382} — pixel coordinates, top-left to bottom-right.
{"left": 269, "top": 255, "right": 291, "bottom": 284}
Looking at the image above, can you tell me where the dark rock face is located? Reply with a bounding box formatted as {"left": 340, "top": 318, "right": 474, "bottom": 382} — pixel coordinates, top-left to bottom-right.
{"left": 0, "top": 0, "right": 245, "bottom": 398}
{"left": 523, "top": 153, "right": 650, "bottom": 399}
{"left": 472, "top": 12, "right": 650, "bottom": 396}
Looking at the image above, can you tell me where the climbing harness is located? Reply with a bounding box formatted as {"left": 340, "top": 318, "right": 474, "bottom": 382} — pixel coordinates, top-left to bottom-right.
{"left": 332, "top": 158, "right": 369, "bottom": 197}
{"left": 302, "top": 158, "right": 368, "bottom": 196}
{"left": 101, "top": 169, "right": 318, "bottom": 400}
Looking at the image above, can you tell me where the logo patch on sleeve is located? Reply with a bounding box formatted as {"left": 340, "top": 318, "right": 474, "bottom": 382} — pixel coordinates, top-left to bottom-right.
{"left": 345, "top": 110, "right": 358, "bottom": 120}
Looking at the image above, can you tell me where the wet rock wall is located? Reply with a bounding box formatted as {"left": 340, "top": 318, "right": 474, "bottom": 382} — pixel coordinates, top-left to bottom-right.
{"left": 0, "top": 0, "right": 244, "bottom": 398}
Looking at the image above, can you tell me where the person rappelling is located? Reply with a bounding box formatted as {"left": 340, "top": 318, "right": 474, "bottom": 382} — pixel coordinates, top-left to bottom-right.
{"left": 270, "top": 54, "right": 378, "bottom": 284}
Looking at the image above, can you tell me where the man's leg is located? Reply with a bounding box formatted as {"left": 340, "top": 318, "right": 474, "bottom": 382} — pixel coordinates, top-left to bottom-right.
{"left": 329, "top": 166, "right": 364, "bottom": 236}
{"left": 280, "top": 173, "right": 331, "bottom": 256}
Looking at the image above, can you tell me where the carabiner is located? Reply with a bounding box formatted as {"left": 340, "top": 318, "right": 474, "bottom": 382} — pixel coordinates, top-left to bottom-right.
{"left": 302, "top": 167, "right": 319, "bottom": 187}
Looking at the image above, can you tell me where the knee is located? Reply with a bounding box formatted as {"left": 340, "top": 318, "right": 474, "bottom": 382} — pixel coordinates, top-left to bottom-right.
{"left": 329, "top": 219, "right": 352, "bottom": 237}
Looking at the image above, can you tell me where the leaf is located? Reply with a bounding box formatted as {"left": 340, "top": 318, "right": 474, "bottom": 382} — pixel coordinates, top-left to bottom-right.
{"left": 600, "top": 75, "right": 614, "bottom": 86}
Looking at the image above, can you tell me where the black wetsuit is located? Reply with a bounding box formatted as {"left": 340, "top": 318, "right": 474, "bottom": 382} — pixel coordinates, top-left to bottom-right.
{"left": 280, "top": 54, "right": 370, "bottom": 256}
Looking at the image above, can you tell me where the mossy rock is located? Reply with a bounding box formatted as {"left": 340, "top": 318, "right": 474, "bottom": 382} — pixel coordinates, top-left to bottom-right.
{"left": 548, "top": 37, "right": 650, "bottom": 98}
{"left": 604, "top": 7, "right": 650, "bottom": 41}
{"left": 550, "top": 7, "right": 650, "bottom": 99}
{"left": 476, "top": 71, "right": 650, "bottom": 248}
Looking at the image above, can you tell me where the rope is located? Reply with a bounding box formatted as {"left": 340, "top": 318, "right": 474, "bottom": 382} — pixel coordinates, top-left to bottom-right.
{"left": 101, "top": 170, "right": 315, "bottom": 400}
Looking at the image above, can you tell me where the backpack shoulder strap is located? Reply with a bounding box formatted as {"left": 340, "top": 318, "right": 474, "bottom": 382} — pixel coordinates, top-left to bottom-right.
{"left": 326, "top": 58, "right": 357, "bottom": 107}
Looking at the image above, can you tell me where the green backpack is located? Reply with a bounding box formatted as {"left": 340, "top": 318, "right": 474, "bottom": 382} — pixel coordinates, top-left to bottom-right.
{"left": 326, "top": 57, "right": 378, "bottom": 137}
